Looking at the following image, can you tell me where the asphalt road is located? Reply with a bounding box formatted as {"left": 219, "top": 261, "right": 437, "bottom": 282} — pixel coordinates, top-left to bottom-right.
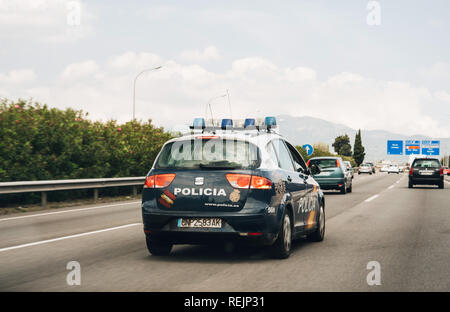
{"left": 1, "top": 173, "right": 449, "bottom": 291}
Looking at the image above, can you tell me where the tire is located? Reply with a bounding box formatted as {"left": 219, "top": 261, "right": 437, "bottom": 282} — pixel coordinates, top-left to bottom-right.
{"left": 340, "top": 184, "right": 347, "bottom": 194}
{"left": 306, "top": 204, "right": 325, "bottom": 242}
{"left": 146, "top": 236, "right": 173, "bottom": 256}
{"left": 438, "top": 182, "right": 444, "bottom": 189}
{"left": 408, "top": 181, "right": 413, "bottom": 188}
{"left": 347, "top": 182, "right": 352, "bottom": 193}
{"left": 271, "top": 209, "right": 292, "bottom": 259}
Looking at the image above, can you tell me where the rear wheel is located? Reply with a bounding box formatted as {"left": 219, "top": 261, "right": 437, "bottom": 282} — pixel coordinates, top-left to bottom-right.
{"left": 340, "top": 184, "right": 347, "bottom": 194}
{"left": 347, "top": 182, "right": 352, "bottom": 193}
{"left": 438, "top": 181, "right": 444, "bottom": 189}
{"left": 306, "top": 204, "right": 325, "bottom": 242}
{"left": 146, "top": 236, "right": 173, "bottom": 256}
{"left": 408, "top": 181, "right": 413, "bottom": 188}
{"left": 271, "top": 210, "right": 292, "bottom": 259}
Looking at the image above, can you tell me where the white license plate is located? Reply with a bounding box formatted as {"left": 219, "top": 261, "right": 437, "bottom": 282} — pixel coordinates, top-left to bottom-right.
{"left": 177, "top": 218, "right": 222, "bottom": 228}
{"left": 318, "top": 172, "right": 331, "bottom": 176}
{"left": 419, "top": 171, "right": 433, "bottom": 175}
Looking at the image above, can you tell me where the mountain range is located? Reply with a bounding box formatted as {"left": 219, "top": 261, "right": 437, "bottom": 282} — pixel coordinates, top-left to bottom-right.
{"left": 276, "top": 115, "right": 450, "bottom": 163}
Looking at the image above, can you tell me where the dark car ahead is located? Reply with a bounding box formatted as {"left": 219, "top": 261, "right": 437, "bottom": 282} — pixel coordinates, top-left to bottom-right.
{"left": 141, "top": 120, "right": 325, "bottom": 259}
{"left": 408, "top": 158, "right": 444, "bottom": 189}
{"left": 307, "top": 157, "right": 352, "bottom": 194}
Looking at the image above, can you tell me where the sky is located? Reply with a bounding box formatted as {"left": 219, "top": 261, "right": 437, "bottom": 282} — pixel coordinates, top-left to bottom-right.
{"left": 1, "top": 0, "right": 450, "bottom": 138}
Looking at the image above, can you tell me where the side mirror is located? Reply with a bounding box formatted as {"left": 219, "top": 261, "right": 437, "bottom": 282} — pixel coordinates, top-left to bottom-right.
{"left": 310, "top": 164, "right": 321, "bottom": 175}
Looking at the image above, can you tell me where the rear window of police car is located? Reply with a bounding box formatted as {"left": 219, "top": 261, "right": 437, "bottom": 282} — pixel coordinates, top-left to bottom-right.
{"left": 155, "top": 139, "right": 261, "bottom": 170}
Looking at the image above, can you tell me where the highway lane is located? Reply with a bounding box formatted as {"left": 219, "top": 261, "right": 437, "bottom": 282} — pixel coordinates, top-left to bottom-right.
{"left": 0, "top": 173, "right": 448, "bottom": 291}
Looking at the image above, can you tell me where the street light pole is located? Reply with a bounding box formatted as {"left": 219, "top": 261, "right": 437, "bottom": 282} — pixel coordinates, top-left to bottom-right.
{"left": 206, "top": 94, "right": 227, "bottom": 126}
{"left": 133, "top": 66, "right": 162, "bottom": 121}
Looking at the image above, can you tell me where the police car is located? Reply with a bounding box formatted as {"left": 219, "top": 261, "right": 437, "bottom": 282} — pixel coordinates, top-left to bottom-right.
{"left": 141, "top": 117, "right": 325, "bottom": 259}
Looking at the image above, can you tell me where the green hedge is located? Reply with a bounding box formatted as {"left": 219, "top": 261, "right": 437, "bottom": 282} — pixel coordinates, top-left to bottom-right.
{"left": 0, "top": 99, "right": 173, "bottom": 206}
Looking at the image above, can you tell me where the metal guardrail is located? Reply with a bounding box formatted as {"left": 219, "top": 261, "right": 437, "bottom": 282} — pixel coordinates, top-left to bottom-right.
{"left": 0, "top": 177, "right": 146, "bottom": 207}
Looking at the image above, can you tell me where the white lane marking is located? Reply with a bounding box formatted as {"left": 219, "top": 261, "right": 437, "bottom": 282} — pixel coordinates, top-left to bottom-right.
{"left": 365, "top": 194, "right": 379, "bottom": 202}
{"left": 0, "top": 201, "right": 141, "bottom": 222}
{"left": 0, "top": 223, "right": 142, "bottom": 252}
{"left": 388, "top": 185, "right": 395, "bottom": 189}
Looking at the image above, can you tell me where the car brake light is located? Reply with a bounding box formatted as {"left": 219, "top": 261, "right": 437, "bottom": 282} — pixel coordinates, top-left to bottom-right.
{"left": 144, "top": 174, "right": 176, "bottom": 188}
{"left": 409, "top": 167, "right": 413, "bottom": 175}
{"left": 196, "top": 136, "right": 219, "bottom": 140}
{"left": 336, "top": 159, "right": 340, "bottom": 168}
{"left": 440, "top": 168, "right": 444, "bottom": 175}
{"left": 250, "top": 176, "right": 272, "bottom": 189}
{"left": 306, "top": 160, "right": 310, "bottom": 167}
{"left": 226, "top": 174, "right": 251, "bottom": 188}
{"left": 226, "top": 174, "right": 272, "bottom": 189}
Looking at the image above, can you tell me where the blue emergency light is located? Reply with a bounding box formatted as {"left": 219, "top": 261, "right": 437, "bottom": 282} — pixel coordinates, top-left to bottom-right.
{"left": 193, "top": 118, "right": 206, "bottom": 129}
{"left": 244, "top": 118, "right": 256, "bottom": 128}
{"left": 221, "top": 119, "right": 233, "bottom": 129}
{"left": 264, "top": 116, "right": 277, "bottom": 128}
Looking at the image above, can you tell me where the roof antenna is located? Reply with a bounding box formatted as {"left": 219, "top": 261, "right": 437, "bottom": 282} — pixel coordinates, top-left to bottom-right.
{"left": 226, "top": 89, "right": 232, "bottom": 119}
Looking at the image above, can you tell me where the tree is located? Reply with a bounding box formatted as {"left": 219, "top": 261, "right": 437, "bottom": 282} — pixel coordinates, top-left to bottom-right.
{"left": 353, "top": 129, "right": 366, "bottom": 166}
{"left": 332, "top": 134, "right": 352, "bottom": 156}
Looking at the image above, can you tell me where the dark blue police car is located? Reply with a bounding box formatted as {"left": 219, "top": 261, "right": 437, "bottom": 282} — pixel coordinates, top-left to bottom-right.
{"left": 142, "top": 117, "right": 325, "bottom": 259}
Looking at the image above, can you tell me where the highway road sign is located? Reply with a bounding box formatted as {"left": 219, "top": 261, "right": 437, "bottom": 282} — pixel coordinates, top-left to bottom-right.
{"left": 421, "top": 140, "right": 440, "bottom": 155}
{"left": 405, "top": 140, "right": 421, "bottom": 155}
{"left": 302, "top": 144, "right": 314, "bottom": 156}
{"left": 387, "top": 140, "right": 403, "bottom": 155}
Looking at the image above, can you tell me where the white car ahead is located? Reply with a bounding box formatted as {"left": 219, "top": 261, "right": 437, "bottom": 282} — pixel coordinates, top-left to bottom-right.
{"left": 388, "top": 165, "right": 400, "bottom": 174}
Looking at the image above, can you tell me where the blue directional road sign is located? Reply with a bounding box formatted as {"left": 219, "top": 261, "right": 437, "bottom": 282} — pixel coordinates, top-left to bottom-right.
{"left": 387, "top": 140, "right": 403, "bottom": 155}
{"left": 405, "top": 140, "right": 421, "bottom": 155}
{"left": 421, "top": 140, "right": 440, "bottom": 155}
{"left": 302, "top": 144, "right": 314, "bottom": 156}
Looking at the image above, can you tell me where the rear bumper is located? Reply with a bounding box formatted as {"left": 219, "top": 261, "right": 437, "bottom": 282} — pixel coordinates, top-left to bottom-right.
{"left": 146, "top": 230, "right": 277, "bottom": 246}
{"left": 314, "top": 178, "right": 345, "bottom": 190}
{"left": 142, "top": 211, "right": 279, "bottom": 246}
{"left": 409, "top": 176, "right": 443, "bottom": 185}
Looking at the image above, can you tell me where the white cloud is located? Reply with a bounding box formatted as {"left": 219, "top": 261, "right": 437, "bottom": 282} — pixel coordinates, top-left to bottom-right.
{"left": 0, "top": 69, "right": 36, "bottom": 84}
{"left": 179, "top": 46, "right": 221, "bottom": 63}
{"left": 61, "top": 60, "right": 100, "bottom": 80}
{"left": 4, "top": 52, "right": 450, "bottom": 138}
{"left": 434, "top": 90, "right": 450, "bottom": 103}
{"left": 0, "top": 0, "right": 94, "bottom": 43}
{"left": 108, "top": 51, "right": 163, "bottom": 70}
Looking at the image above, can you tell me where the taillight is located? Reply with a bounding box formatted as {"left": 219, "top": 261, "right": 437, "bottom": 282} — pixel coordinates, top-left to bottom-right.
{"left": 226, "top": 174, "right": 251, "bottom": 188}
{"left": 409, "top": 167, "right": 413, "bottom": 175}
{"left": 336, "top": 159, "right": 340, "bottom": 168}
{"left": 226, "top": 174, "right": 272, "bottom": 189}
{"left": 250, "top": 176, "right": 272, "bottom": 189}
{"left": 306, "top": 160, "right": 310, "bottom": 167}
{"left": 440, "top": 168, "right": 444, "bottom": 175}
{"left": 144, "top": 174, "right": 176, "bottom": 188}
